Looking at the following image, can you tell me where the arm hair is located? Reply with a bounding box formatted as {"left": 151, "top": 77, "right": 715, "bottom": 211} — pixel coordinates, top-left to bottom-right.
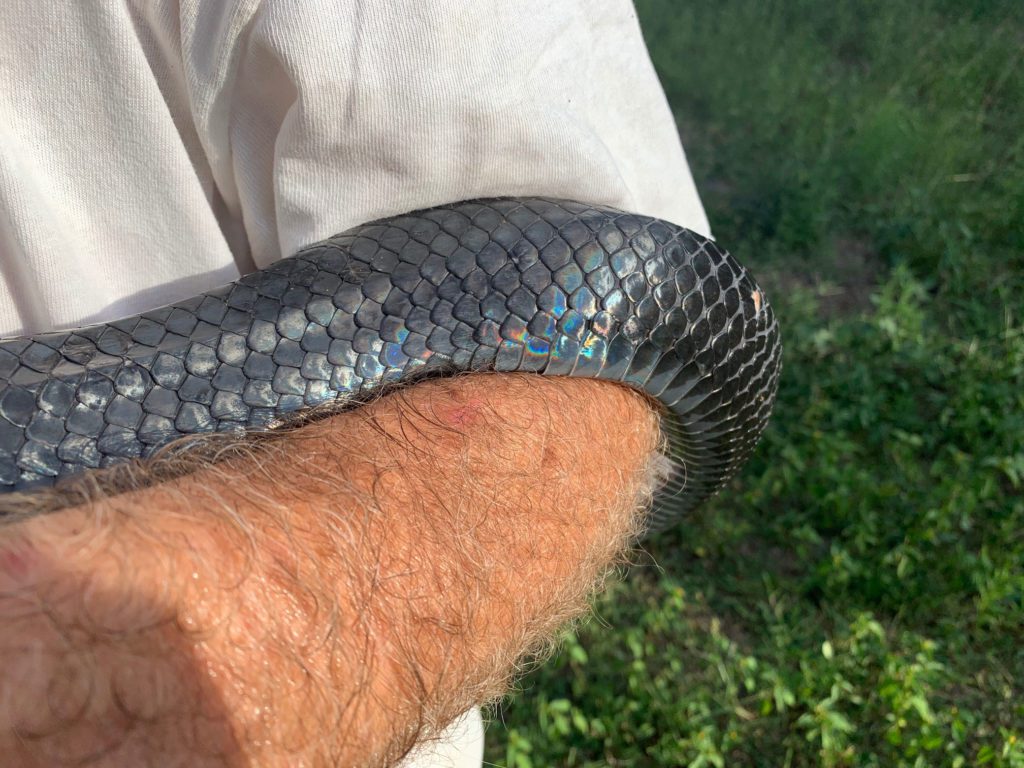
{"left": 0, "top": 373, "right": 661, "bottom": 767}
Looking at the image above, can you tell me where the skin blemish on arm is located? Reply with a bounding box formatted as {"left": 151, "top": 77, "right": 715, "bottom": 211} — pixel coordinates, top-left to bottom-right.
{"left": 434, "top": 389, "right": 488, "bottom": 428}
{"left": 442, "top": 401, "right": 485, "bottom": 428}
{"left": 0, "top": 537, "right": 40, "bottom": 587}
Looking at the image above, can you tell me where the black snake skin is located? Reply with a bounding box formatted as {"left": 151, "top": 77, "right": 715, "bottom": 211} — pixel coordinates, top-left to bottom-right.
{"left": 0, "top": 198, "right": 780, "bottom": 532}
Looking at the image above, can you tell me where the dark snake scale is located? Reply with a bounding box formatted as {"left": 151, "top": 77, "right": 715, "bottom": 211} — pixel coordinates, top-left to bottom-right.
{"left": 0, "top": 198, "right": 780, "bottom": 532}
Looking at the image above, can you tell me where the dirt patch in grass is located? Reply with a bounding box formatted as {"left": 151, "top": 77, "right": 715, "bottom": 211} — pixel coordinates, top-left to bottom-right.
{"left": 760, "top": 233, "right": 882, "bottom": 320}
{"left": 823, "top": 235, "right": 883, "bottom": 316}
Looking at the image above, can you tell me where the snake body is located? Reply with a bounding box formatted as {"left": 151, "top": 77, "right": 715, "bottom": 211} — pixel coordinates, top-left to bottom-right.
{"left": 0, "top": 198, "right": 780, "bottom": 531}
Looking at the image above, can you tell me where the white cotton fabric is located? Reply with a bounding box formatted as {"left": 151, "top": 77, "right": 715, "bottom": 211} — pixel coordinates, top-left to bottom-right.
{"left": 0, "top": 0, "right": 708, "bottom": 763}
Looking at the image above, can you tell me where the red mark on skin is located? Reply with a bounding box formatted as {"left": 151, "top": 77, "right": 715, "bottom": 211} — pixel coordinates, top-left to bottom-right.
{"left": 440, "top": 398, "right": 485, "bottom": 428}
{"left": 0, "top": 540, "right": 40, "bottom": 586}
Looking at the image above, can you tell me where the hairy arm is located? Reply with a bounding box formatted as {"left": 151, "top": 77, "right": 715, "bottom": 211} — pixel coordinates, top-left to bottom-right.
{"left": 0, "top": 374, "right": 661, "bottom": 767}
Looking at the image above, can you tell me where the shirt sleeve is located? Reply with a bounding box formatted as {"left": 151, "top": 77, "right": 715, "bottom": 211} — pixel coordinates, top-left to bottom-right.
{"left": 180, "top": 0, "right": 710, "bottom": 270}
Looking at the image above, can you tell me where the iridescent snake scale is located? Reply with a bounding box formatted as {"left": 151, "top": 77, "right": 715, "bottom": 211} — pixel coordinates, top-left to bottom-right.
{"left": 0, "top": 198, "right": 780, "bottom": 533}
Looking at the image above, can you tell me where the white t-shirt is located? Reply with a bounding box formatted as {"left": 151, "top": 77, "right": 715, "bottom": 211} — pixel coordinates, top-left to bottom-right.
{"left": 0, "top": 1, "right": 707, "bottom": 764}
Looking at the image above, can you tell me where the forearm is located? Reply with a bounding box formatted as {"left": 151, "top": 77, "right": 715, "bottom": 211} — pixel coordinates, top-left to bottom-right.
{"left": 0, "top": 374, "right": 661, "bottom": 767}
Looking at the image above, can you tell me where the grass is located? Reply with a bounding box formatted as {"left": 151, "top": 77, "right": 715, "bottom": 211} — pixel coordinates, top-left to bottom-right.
{"left": 484, "top": 1, "right": 1024, "bottom": 765}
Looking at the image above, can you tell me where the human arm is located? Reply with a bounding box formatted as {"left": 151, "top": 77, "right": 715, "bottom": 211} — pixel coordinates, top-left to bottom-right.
{"left": 0, "top": 373, "right": 660, "bottom": 767}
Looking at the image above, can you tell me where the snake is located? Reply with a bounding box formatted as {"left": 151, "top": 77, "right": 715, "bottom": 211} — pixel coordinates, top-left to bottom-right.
{"left": 0, "top": 198, "right": 780, "bottom": 533}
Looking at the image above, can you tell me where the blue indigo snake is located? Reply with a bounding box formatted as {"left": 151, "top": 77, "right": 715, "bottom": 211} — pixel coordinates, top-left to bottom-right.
{"left": 0, "top": 198, "right": 780, "bottom": 532}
